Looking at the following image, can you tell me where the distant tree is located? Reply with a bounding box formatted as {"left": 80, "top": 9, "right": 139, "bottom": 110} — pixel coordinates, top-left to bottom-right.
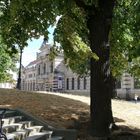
{"left": 0, "top": 0, "right": 139, "bottom": 137}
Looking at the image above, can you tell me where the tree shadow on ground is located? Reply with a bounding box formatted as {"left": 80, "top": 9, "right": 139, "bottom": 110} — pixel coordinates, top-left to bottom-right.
{"left": 0, "top": 89, "right": 140, "bottom": 140}
{"left": 114, "top": 117, "right": 125, "bottom": 123}
{"left": 67, "top": 116, "right": 140, "bottom": 140}
{"left": 110, "top": 125, "right": 140, "bottom": 140}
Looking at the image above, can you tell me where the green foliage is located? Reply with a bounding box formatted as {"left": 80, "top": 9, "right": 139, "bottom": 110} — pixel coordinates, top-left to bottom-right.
{"left": 0, "top": 0, "right": 140, "bottom": 77}
{"left": 48, "top": 47, "right": 58, "bottom": 61}
{"left": 0, "top": 36, "right": 18, "bottom": 82}
{"left": 110, "top": 0, "right": 140, "bottom": 77}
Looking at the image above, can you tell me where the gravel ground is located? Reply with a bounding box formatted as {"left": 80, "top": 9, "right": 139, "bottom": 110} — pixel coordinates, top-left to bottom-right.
{"left": 38, "top": 91, "right": 140, "bottom": 130}
{"left": 0, "top": 89, "right": 140, "bottom": 139}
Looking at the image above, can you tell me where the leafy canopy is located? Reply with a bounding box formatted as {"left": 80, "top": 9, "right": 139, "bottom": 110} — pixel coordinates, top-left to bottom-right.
{"left": 111, "top": 0, "right": 140, "bottom": 77}
{"left": 0, "top": 36, "right": 18, "bottom": 82}
{"left": 0, "top": 0, "right": 140, "bottom": 77}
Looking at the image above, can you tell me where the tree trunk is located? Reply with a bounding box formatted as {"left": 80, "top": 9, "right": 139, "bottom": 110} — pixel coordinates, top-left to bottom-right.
{"left": 16, "top": 48, "right": 23, "bottom": 90}
{"left": 87, "top": 0, "right": 115, "bottom": 137}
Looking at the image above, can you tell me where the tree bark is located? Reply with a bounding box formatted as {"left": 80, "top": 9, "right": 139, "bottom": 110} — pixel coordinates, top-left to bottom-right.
{"left": 87, "top": 0, "right": 115, "bottom": 137}
{"left": 16, "top": 48, "right": 23, "bottom": 90}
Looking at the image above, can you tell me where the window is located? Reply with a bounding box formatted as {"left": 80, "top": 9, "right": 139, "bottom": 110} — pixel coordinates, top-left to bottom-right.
{"left": 58, "top": 77, "right": 62, "bottom": 80}
{"left": 33, "top": 82, "right": 35, "bottom": 90}
{"left": 116, "top": 79, "right": 121, "bottom": 89}
{"left": 66, "top": 78, "right": 69, "bottom": 90}
{"left": 83, "top": 77, "right": 87, "bottom": 90}
{"left": 77, "top": 77, "right": 80, "bottom": 90}
{"left": 50, "top": 62, "right": 53, "bottom": 73}
{"left": 72, "top": 78, "right": 74, "bottom": 90}
{"left": 134, "top": 78, "right": 140, "bottom": 89}
{"left": 43, "top": 63, "right": 46, "bottom": 74}
{"left": 28, "top": 74, "right": 32, "bottom": 78}
{"left": 38, "top": 65, "right": 40, "bottom": 75}
{"left": 54, "top": 69, "right": 59, "bottom": 74}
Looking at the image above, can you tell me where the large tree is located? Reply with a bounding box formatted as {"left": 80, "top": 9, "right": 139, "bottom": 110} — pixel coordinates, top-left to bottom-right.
{"left": 0, "top": 0, "right": 139, "bottom": 137}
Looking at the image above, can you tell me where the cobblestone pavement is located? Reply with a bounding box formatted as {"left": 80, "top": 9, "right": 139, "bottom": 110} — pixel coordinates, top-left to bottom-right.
{"left": 37, "top": 91, "right": 140, "bottom": 130}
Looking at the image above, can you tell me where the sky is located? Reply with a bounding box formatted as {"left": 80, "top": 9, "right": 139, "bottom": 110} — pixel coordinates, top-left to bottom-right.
{"left": 22, "top": 27, "right": 54, "bottom": 67}
{"left": 14, "top": 38, "right": 45, "bottom": 79}
{"left": 22, "top": 37, "right": 43, "bottom": 66}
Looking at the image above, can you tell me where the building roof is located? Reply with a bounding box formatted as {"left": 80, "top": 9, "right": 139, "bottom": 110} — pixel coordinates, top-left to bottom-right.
{"left": 26, "top": 60, "right": 37, "bottom": 68}
{"left": 39, "top": 43, "right": 51, "bottom": 51}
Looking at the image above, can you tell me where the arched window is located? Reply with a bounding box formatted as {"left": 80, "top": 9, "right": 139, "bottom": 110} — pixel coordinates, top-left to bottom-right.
{"left": 38, "top": 65, "right": 40, "bottom": 75}
{"left": 83, "top": 77, "right": 87, "bottom": 90}
{"left": 43, "top": 63, "right": 46, "bottom": 74}
{"left": 33, "top": 82, "right": 35, "bottom": 90}
{"left": 66, "top": 78, "right": 69, "bottom": 90}
{"left": 72, "top": 78, "right": 74, "bottom": 90}
{"left": 30, "top": 82, "right": 32, "bottom": 91}
{"left": 77, "top": 77, "right": 80, "bottom": 90}
{"left": 50, "top": 62, "right": 53, "bottom": 73}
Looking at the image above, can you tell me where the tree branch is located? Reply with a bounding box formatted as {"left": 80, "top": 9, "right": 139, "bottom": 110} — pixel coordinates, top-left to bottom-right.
{"left": 74, "top": 0, "right": 97, "bottom": 15}
{"left": 74, "top": 0, "right": 86, "bottom": 10}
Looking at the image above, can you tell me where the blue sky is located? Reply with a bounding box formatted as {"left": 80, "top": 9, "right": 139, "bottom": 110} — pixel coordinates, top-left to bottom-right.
{"left": 22, "top": 37, "right": 43, "bottom": 66}
{"left": 22, "top": 27, "right": 54, "bottom": 66}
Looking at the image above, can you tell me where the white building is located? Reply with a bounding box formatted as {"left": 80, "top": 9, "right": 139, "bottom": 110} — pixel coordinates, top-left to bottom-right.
{"left": 21, "top": 44, "right": 140, "bottom": 100}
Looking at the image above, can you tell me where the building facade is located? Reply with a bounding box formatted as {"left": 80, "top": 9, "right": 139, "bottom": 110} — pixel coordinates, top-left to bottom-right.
{"left": 21, "top": 44, "right": 140, "bottom": 99}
